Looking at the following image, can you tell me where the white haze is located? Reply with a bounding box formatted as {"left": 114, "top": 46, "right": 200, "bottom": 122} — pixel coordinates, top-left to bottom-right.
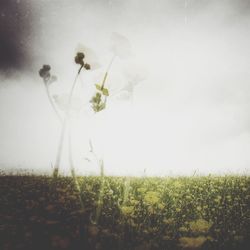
{"left": 0, "top": 0, "right": 250, "bottom": 176}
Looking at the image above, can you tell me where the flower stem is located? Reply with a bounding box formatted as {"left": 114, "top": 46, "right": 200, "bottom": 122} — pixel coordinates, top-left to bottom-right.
{"left": 53, "top": 65, "right": 83, "bottom": 178}
{"left": 44, "top": 83, "right": 63, "bottom": 123}
{"left": 53, "top": 117, "right": 66, "bottom": 178}
{"left": 68, "top": 123, "right": 84, "bottom": 209}
{"left": 100, "top": 55, "right": 116, "bottom": 89}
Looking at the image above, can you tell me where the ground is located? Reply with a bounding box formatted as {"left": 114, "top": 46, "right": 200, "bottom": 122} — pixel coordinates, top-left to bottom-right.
{"left": 0, "top": 174, "right": 249, "bottom": 250}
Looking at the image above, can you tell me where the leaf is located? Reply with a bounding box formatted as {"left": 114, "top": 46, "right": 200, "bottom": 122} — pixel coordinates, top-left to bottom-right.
{"left": 95, "top": 84, "right": 102, "bottom": 91}
{"left": 102, "top": 88, "right": 109, "bottom": 96}
{"left": 98, "top": 102, "right": 106, "bottom": 111}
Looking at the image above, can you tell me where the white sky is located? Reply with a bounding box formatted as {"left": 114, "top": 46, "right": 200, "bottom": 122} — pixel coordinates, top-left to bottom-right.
{"left": 0, "top": 0, "right": 250, "bottom": 176}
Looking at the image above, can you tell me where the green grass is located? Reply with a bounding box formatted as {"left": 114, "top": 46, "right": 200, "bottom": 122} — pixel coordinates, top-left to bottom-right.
{"left": 0, "top": 174, "right": 249, "bottom": 250}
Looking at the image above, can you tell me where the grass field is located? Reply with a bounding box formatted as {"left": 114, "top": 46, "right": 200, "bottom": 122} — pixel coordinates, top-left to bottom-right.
{"left": 0, "top": 174, "right": 249, "bottom": 250}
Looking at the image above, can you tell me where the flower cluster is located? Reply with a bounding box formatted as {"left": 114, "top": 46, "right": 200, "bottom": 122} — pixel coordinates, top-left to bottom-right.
{"left": 90, "top": 92, "right": 106, "bottom": 113}
{"left": 90, "top": 81, "right": 110, "bottom": 113}
{"left": 74, "top": 52, "right": 91, "bottom": 70}
{"left": 39, "top": 65, "right": 57, "bottom": 84}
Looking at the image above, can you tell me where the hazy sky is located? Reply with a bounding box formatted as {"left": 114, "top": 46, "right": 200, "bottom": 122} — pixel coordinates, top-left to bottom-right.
{"left": 0, "top": 0, "right": 250, "bottom": 176}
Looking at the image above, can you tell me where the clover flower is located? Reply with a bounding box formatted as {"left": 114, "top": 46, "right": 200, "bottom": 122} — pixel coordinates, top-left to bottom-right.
{"left": 39, "top": 64, "right": 51, "bottom": 81}
{"left": 74, "top": 52, "right": 85, "bottom": 66}
{"left": 39, "top": 64, "right": 57, "bottom": 84}
{"left": 75, "top": 44, "right": 101, "bottom": 70}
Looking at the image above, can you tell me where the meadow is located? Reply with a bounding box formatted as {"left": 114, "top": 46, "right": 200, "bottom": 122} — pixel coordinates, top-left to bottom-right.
{"left": 0, "top": 174, "right": 249, "bottom": 250}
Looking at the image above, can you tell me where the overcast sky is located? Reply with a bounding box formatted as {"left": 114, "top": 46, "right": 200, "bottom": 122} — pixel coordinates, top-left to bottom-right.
{"left": 0, "top": 0, "right": 250, "bottom": 176}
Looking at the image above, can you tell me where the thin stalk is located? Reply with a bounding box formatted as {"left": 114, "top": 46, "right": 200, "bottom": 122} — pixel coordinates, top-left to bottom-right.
{"left": 100, "top": 55, "right": 116, "bottom": 89}
{"left": 68, "top": 124, "right": 75, "bottom": 178}
{"left": 53, "top": 117, "right": 66, "bottom": 178}
{"left": 88, "top": 140, "right": 105, "bottom": 224}
{"left": 94, "top": 159, "right": 105, "bottom": 224}
{"left": 68, "top": 124, "right": 84, "bottom": 209}
{"left": 44, "top": 83, "right": 63, "bottom": 123}
{"left": 53, "top": 65, "right": 84, "bottom": 178}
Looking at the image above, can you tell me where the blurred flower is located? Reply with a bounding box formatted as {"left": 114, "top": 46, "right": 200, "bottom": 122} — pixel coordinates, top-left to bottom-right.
{"left": 120, "top": 206, "right": 134, "bottom": 216}
{"left": 74, "top": 52, "right": 85, "bottom": 66}
{"left": 144, "top": 191, "right": 160, "bottom": 205}
{"left": 84, "top": 63, "right": 91, "bottom": 70}
{"left": 179, "top": 236, "right": 207, "bottom": 249}
{"left": 39, "top": 64, "right": 57, "bottom": 84}
{"left": 189, "top": 219, "right": 212, "bottom": 233}
{"left": 39, "top": 64, "right": 51, "bottom": 81}
{"left": 75, "top": 44, "right": 101, "bottom": 70}
{"left": 110, "top": 32, "right": 132, "bottom": 59}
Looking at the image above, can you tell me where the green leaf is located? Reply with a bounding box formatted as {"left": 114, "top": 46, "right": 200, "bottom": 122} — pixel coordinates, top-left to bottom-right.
{"left": 92, "top": 104, "right": 98, "bottom": 112}
{"left": 95, "top": 84, "right": 102, "bottom": 91}
{"left": 102, "top": 88, "right": 109, "bottom": 96}
{"left": 99, "top": 102, "right": 106, "bottom": 111}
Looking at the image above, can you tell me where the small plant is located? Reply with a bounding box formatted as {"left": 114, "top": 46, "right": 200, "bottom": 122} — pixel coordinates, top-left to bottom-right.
{"left": 38, "top": 33, "right": 136, "bottom": 215}
{"left": 39, "top": 64, "right": 61, "bottom": 123}
{"left": 90, "top": 87, "right": 109, "bottom": 113}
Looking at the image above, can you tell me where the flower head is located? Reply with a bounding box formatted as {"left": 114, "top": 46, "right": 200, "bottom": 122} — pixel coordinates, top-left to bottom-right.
{"left": 39, "top": 65, "right": 57, "bottom": 84}
{"left": 74, "top": 52, "right": 85, "bottom": 66}
{"left": 75, "top": 44, "right": 101, "bottom": 70}
{"left": 84, "top": 63, "right": 91, "bottom": 70}
{"left": 39, "top": 64, "right": 51, "bottom": 80}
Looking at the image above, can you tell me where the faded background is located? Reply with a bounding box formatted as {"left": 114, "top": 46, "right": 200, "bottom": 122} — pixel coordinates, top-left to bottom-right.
{"left": 0, "top": 0, "right": 250, "bottom": 176}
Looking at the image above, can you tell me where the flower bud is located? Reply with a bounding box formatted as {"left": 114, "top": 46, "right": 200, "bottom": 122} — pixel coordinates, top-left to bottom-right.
{"left": 84, "top": 63, "right": 91, "bottom": 70}
{"left": 75, "top": 52, "right": 85, "bottom": 65}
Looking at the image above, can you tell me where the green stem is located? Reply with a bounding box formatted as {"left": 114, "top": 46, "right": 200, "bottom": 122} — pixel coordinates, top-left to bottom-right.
{"left": 94, "top": 159, "right": 105, "bottom": 224}
{"left": 100, "top": 55, "right": 116, "bottom": 89}
{"left": 68, "top": 124, "right": 84, "bottom": 209}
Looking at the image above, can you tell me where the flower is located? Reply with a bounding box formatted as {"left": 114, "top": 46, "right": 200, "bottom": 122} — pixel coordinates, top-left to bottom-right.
{"left": 84, "top": 63, "right": 91, "bottom": 70}
{"left": 39, "top": 64, "right": 57, "bottom": 84}
{"left": 120, "top": 206, "right": 134, "bottom": 216}
{"left": 110, "top": 32, "right": 132, "bottom": 59}
{"left": 144, "top": 191, "right": 160, "bottom": 205}
{"left": 39, "top": 64, "right": 51, "bottom": 81}
{"left": 179, "top": 236, "right": 207, "bottom": 249}
{"left": 189, "top": 219, "right": 212, "bottom": 233}
{"left": 74, "top": 52, "right": 85, "bottom": 66}
{"left": 75, "top": 44, "right": 101, "bottom": 70}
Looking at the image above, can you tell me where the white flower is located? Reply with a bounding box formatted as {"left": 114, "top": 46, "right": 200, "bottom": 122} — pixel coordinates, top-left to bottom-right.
{"left": 75, "top": 44, "right": 101, "bottom": 70}
{"left": 110, "top": 32, "right": 132, "bottom": 59}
